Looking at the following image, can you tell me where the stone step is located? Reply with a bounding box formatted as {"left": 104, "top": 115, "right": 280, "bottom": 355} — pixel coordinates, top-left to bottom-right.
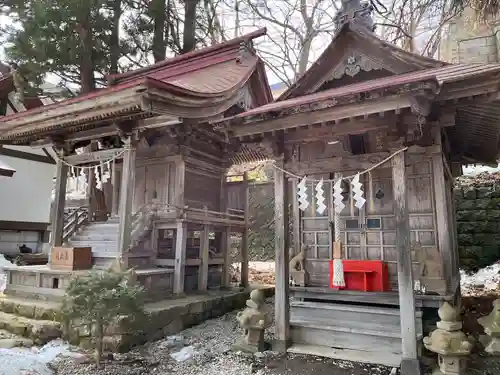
{"left": 0, "top": 311, "right": 62, "bottom": 345}
{"left": 0, "top": 297, "right": 60, "bottom": 321}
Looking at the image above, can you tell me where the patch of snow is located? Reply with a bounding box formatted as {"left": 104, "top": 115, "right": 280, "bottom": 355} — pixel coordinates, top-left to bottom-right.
{"left": 460, "top": 263, "right": 500, "bottom": 296}
{"left": 170, "top": 345, "right": 195, "bottom": 362}
{"left": 0, "top": 340, "right": 82, "bottom": 375}
{"left": 232, "top": 261, "right": 275, "bottom": 272}
{"left": 0, "top": 255, "right": 14, "bottom": 294}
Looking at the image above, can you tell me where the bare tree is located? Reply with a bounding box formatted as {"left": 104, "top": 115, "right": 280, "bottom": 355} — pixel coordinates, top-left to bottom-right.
{"left": 225, "top": 0, "right": 340, "bottom": 86}
{"left": 376, "top": 0, "right": 458, "bottom": 57}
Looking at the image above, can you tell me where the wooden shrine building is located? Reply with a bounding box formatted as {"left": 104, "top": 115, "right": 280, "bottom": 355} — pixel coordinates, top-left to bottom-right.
{"left": 0, "top": 30, "right": 271, "bottom": 300}
{"left": 216, "top": 0, "right": 500, "bottom": 373}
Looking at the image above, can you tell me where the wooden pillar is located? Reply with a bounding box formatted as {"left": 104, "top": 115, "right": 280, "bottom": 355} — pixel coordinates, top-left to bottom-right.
{"left": 174, "top": 221, "right": 187, "bottom": 294}
{"left": 433, "top": 153, "right": 453, "bottom": 291}
{"left": 273, "top": 158, "right": 291, "bottom": 352}
{"left": 240, "top": 172, "right": 250, "bottom": 288}
{"left": 392, "top": 151, "right": 420, "bottom": 375}
{"left": 221, "top": 227, "right": 232, "bottom": 288}
{"left": 117, "top": 136, "right": 136, "bottom": 265}
{"left": 86, "top": 142, "right": 98, "bottom": 221}
{"left": 86, "top": 168, "right": 95, "bottom": 221}
{"left": 291, "top": 172, "right": 301, "bottom": 255}
{"left": 198, "top": 224, "right": 210, "bottom": 291}
{"left": 50, "top": 152, "right": 69, "bottom": 255}
{"left": 173, "top": 156, "right": 187, "bottom": 294}
{"left": 174, "top": 156, "right": 186, "bottom": 209}
{"left": 219, "top": 169, "right": 232, "bottom": 289}
{"left": 111, "top": 158, "right": 119, "bottom": 216}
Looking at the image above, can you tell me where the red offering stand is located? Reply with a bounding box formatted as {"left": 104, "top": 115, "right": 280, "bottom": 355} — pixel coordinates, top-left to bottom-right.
{"left": 329, "top": 260, "right": 390, "bottom": 292}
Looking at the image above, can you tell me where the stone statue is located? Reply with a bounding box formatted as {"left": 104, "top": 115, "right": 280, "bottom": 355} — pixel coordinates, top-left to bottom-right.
{"left": 289, "top": 245, "right": 309, "bottom": 286}
{"left": 423, "top": 302, "right": 472, "bottom": 374}
{"left": 478, "top": 298, "right": 500, "bottom": 355}
{"left": 233, "top": 289, "right": 272, "bottom": 353}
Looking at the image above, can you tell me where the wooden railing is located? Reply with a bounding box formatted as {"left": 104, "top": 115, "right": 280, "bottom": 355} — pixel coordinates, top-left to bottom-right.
{"left": 153, "top": 203, "right": 246, "bottom": 228}
{"left": 62, "top": 206, "right": 88, "bottom": 243}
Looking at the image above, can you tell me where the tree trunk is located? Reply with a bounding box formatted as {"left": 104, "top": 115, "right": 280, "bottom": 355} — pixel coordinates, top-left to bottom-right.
{"left": 95, "top": 318, "right": 104, "bottom": 368}
{"left": 77, "top": 6, "right": 95, "bottom": 93}
{"left": 110, "top": 0, "right": 122, "bottom": 75}
{"left": 151, "top": 0, "right": 166, "bottom": 62}
{"left": 182, "top": 0, "right": 198, "bottom": 53}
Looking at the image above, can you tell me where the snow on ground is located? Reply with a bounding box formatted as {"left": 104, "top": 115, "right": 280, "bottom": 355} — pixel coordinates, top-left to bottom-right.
{"left": 460, "top": 263, "right": 500, "bottom": 296}
{"left": 0, "top": 340, "right": 83, "bottom": 375}
{"left": 0, "top": 255, "right": 14, "bottom": 294}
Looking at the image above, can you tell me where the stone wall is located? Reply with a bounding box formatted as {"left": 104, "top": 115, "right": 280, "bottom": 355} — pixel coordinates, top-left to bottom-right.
{"left": 439, "top": 8, "right": 500, "bottom": 63}
{"left": 455, "top": 174, "right": 500, "bottom": 273}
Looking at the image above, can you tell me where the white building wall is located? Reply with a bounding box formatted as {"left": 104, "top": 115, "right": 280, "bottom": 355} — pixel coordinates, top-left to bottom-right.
{"left": 0, "top": 154, "right": 55, "bottom": 223}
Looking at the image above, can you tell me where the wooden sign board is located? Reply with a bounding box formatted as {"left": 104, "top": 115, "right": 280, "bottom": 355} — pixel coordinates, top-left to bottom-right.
{"left": 50, "top": 246, "right": 92, "bottom": 271}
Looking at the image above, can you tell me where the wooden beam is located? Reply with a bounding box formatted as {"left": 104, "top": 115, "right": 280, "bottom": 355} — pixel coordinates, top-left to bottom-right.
{"left": 64, "top": 148, "right": 123, "bottom": 165}
{"left": 240, "top": 172, "right": 250, "bottom": 288}
{"left": 50, "top": 152, "right": 68, "bottom": 254}
{"left": 285, "top": 145, "right": 441, "bottom": 175}
{"left": 173, "top": 221, "right": 187, "bottom": 294}
{"left": 283, "top": 117, "right": 391, "bottom": 144}
{"left": 117, "top": 137, "right": 137, "bottom": 266}
{"left": 1, "top": 93, "right": 143, "bottom": 139}
{"left": 198, "top": 224, "right": 210, "bottom": 291}
{"left": 232, "top": 96, "right": 413, "bottom": 137}
{"left": 273, "top": 158, "right": 291, "bottom": 352}
{"left": 391, "top": 151, "right": 419, "bottom": 370}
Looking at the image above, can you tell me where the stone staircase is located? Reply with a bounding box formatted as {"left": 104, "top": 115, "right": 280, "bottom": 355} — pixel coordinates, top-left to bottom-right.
{"left": 289, "top": 300, "right": 423, "bottom": 367}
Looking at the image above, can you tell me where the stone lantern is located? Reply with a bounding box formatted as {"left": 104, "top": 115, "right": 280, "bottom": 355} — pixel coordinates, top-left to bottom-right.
{"left": 423, "top": 301, "right": 472, "bottom": 375}
{"left": 478, "top": 298, "right": 500, "bottom": 355}
{"left": 233, "top": 289, "right": 272, "bottom": 353}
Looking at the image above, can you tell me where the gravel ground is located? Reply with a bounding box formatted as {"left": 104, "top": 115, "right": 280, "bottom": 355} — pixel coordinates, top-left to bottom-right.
{"left": 51, "top": 298, "right": 392, "bottom": 375}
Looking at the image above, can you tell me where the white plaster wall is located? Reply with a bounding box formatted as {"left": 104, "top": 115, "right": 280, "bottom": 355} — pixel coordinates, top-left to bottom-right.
{"left": 0, "top": 154, "right": 55, "bottom": 223}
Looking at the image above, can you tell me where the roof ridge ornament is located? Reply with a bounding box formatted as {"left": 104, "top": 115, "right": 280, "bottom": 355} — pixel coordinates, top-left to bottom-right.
{"left": 334, "top": 0, "right": 375, "bottom": 33}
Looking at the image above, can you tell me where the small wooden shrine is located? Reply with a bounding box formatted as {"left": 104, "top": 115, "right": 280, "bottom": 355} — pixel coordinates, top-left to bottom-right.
{"left": 217, "top": 0, "right": 500, "bottom": 373}
{"left": 0, "top": 29, "right": 272, "bottom": 301}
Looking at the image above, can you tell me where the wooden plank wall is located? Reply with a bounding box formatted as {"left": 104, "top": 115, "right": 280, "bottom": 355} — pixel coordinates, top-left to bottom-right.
{"left": 134, "top": 162, "right": 175, "bottom": 212}
{"left": 299, "top": 153, "right": 437, "bottom": 291}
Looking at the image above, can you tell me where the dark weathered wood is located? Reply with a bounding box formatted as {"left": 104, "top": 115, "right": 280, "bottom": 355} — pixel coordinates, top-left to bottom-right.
{"left": 198, "top": 224, "right": 210, "bottom": 291}
{"left": 221, "top": 227, "right": 232, "bottom": 288}
{"left": 117, "top": 136, "right": 137, "bottom": 264}
{"left": 432, "top": 145, "right": 452, "bottom": 291}
{"left": 174, "top": 157, "right": 186, "bottom": 208}
{"left": 274, "top": 158, "right": 291, "bottom": 351}
{"left": 50, "top": 155, "right": 69, "bottom": 253}
{"left": 232, "top": 96, "right": 412, "bottom": 137}
{"left": 289, "top": 286, "right": 451, "bottom": 308}
{"left": 391, "top": 151, "right": 418, "bottom": 361}
{"left": 111, "top": 158, "right": 119, "bottom": 216}
{"left": 240, "top": 172, "right": 249, "bottom": 288}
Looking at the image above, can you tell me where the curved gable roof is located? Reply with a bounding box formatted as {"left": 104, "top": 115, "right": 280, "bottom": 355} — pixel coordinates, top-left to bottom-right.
{"left": 278, "top": 22, "right": 447, "bottom": 101}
